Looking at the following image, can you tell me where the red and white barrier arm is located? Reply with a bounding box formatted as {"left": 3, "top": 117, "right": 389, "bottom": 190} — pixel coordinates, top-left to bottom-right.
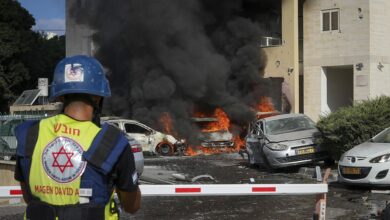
{"left": 141, "top": 184, "right": 327, "bottom": 196}
{"left": 0, "top": 184, "right": 327, "bottom": 198}
{"left": 0, "top": 186, "right": 23, "bottom": 198}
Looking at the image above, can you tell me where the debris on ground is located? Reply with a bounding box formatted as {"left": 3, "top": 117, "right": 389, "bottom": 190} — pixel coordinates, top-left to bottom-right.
{"left": 172, "top": 173, "right": 215, "bottom": 182}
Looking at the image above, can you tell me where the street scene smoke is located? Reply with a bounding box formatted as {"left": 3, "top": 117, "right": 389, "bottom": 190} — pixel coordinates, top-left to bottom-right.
{"left": 70, "top": 0, "right": 281, "bottom": 143}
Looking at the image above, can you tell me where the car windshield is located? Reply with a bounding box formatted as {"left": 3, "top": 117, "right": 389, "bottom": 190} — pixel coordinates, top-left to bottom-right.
{"left": 265, "top": 116, "right": 316, "bottom": 135}
{"left": 371, "top": 128, "right": 390, "bottom": 143}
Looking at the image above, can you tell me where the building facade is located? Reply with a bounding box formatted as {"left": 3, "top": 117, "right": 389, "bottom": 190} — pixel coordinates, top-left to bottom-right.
{"left": 303, "top": 0, "right": 390, "bottom": 120}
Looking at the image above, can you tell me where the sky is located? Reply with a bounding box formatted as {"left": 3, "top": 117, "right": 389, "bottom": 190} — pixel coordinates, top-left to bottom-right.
{"left": 17, "top": 0, "right": 65, "bottom": 36}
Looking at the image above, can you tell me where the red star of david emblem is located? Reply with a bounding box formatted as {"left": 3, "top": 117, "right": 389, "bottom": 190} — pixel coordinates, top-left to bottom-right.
{"left": 52, "top": 146, "right": 74, "bottom": 173}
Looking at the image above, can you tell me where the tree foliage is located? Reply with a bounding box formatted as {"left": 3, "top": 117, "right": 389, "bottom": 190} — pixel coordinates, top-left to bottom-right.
{"left": 316, "top": 96, "right": 390, "bottom": 160}
{"left": 0, "top": 0, "right": 64, "bottom": 112}
{"left": 0, "top": 0, "right": 35, "bottom": 111}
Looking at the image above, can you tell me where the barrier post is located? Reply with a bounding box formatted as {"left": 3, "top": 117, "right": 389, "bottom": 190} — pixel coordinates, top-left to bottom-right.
{"left": 313, "top": 168, "right": 330, "bottom": 220}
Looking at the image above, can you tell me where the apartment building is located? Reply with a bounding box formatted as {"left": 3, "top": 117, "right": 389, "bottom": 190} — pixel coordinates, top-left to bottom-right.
{"left": 303, "top": 0, "right": 390, "bottom": 120}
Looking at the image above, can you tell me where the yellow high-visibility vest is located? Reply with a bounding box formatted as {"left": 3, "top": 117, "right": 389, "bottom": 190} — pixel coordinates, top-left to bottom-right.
{"left": 28, "top": 114, "right": 119, "bottom": 220}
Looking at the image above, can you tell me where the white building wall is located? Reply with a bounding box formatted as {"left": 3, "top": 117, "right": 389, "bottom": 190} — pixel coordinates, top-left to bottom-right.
{"left": 304, "top": 66, "right": 323, "bottom": 118}
{"left": 369, "top": 0, "right": 390, "bottom": 97}
{"left": 304, "top": 0, "right": 371, "bottom": 120}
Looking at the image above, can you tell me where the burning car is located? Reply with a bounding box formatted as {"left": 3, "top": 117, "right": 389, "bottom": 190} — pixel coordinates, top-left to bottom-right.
{"left": 245, "top": 113, "right": 329, "bottom": 170}
{"left": 192, "top": 117, "right": 234, "bottom": 148}
{"left": 101, "top": 117, "right": 185, "bottom": 156}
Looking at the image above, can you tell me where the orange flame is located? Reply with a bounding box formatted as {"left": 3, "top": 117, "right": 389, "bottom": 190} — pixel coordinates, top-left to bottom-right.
{"left": 159, "top": 112, "right": 178, "bottom": 137}
{"left": 184, "top": 108, "right": 246, "bottom": 156}
{"left": 184, "top": 145, "right": 235, "bottom": 156}
{"left": 233, "top": 135, "right": 245, "bottom": 151}
{"left": 185, "top": 146, "right": 199, "bottom": 156}
{"left": 162, "top": 97, "right": 276, "bottom": 156}
{"left": 200, "top": 108, "right": 230, "bottom": 132}
{"left": 256, "top": 97, "right": 275, "bottom": 112}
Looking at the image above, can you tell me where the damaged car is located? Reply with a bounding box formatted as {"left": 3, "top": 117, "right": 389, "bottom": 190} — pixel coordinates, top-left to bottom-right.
{"left": 245, "top": 113, "right": 329, "bottom": 170}
{"left": 192, "top": 117, "right": 234, "bottom": 148}
{"left": 101, "top": 117, "right": 185, "bottom": 156}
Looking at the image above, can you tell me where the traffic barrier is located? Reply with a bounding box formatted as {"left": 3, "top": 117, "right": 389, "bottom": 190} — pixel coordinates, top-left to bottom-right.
{"left": 0, "top": 186, "right": 22, "bottom": 198}
{"left": 141, "top": 183, "right": 327, "bottom": 196}
{"left": 0, "top": 167, "right": 331, "bottom": 220}
{"left": 0, "top": 184, "right": 327, "bottom": 198}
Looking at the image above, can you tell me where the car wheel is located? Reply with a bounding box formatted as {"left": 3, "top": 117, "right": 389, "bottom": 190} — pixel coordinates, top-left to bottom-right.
{"left": 156, "top": 142, "right": 174, "bottom": 156}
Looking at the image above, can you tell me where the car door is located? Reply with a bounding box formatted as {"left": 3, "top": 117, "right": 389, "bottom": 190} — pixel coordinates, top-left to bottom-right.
{"left": 245, "top": 120, "right": 266, "bottom": 164}
{"left": 123, "top": 122, "right": 153, "bottom": 153}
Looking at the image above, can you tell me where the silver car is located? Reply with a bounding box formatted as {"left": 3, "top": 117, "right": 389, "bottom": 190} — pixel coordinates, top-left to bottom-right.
{"left": 125, "top": 134, "right": 144, "bottom": 176}
{"left": 245, "top": 113, "right": 328, "bottom": 170}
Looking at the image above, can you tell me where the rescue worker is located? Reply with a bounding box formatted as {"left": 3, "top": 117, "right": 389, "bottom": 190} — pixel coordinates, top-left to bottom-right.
{"left": 14, "top": 55, "right": 141, "bottom": 220}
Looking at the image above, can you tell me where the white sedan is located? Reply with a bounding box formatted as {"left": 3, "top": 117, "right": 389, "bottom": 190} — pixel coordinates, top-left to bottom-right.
{"left": 338, "top": 127, "right": 390, "bottom": 186}
{"left": 102, "top": 117, "right": 185, "bottom": 156}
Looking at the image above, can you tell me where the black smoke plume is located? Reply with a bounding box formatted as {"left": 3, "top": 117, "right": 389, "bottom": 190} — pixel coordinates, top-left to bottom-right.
{"left": 70, "top": 0, "right": 281, "bottom": 143}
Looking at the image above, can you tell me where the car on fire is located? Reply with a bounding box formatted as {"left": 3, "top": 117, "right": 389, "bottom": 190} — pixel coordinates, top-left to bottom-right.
{"left": 245, "top": 113, "right": 329, "bottom": 170}
{"left": 338, "top": 127, "right": 390, "bottom": 186}
{"left": 192, "top": 117, "right": 234, "bottom": 148}
{"left": 101, "top": 117, "right": 185, "bottom": 156}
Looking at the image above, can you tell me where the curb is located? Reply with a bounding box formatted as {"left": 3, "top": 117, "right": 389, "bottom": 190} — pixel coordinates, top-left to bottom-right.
{"left": 298, "top": 166, "right": 338, "bottom": 182}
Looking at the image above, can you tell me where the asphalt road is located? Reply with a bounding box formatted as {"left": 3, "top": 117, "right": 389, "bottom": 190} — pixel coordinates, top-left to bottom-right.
{"left": 1, "top": 153, "right": 389, "bottom": 219}
{"left": 122, "top": 154, "right": 387, "bottom": 220}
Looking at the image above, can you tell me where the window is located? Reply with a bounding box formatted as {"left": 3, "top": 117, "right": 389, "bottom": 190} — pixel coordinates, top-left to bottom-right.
{"left": 322, "top": 9, "right": 339, "bottom": 31}
{"left": 124, "top": 123, "right": 150, "bottom": 134}
{"left": 250, "top": 121, "right": 264, "bottom": 136}
{"left": 108, "top": 122, "right": 120, "bottom": 129}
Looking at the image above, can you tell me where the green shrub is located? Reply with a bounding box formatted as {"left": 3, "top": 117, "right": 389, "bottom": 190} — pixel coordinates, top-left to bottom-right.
{"left": 316, "top": 96, "right": 390, "bottom": 160}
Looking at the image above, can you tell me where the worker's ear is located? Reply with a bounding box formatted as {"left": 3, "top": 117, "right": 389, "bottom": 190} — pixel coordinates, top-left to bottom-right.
{"left": 92, "top": 96, "right": 102, "bottom": 106}
{"left": 92, "top": 96, "right": 103, "bottom": 127}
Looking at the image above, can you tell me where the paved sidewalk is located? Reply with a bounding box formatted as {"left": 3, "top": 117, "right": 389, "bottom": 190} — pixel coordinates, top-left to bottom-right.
{"left": 0, "top": 204, "right": 25, "bottom": 220}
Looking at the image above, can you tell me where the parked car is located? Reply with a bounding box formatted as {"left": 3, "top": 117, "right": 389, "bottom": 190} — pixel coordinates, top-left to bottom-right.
{"left": 338, "top": 127, "right": 390, "bottom": 186}
{"left": 101, "top": 117, "right": 185, "bottom": 156}
{"left": 192, "top": 117, "right": 234, "bottom": 148}
{"left": 0, "top": 115, "right": 46, "bottom": 160}
{"left": 245, "top": 113, "right": 329, "bottom": 170}
{"left": 124, "top": 134, "right": 144, "bottom": 176}
{"left": 0, "top": 138, "right": 15, "bottom": 160}
{"left": 0, "top": 118, "right": 24, "bottom": 156}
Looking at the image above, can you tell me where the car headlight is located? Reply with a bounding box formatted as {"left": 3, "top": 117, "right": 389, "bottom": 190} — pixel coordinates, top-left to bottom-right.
{"left": 370, "top": 154, "right": 390, "bottom": 163}
{"left": 266, "top": 143, "right": 288, "bottom": 151}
